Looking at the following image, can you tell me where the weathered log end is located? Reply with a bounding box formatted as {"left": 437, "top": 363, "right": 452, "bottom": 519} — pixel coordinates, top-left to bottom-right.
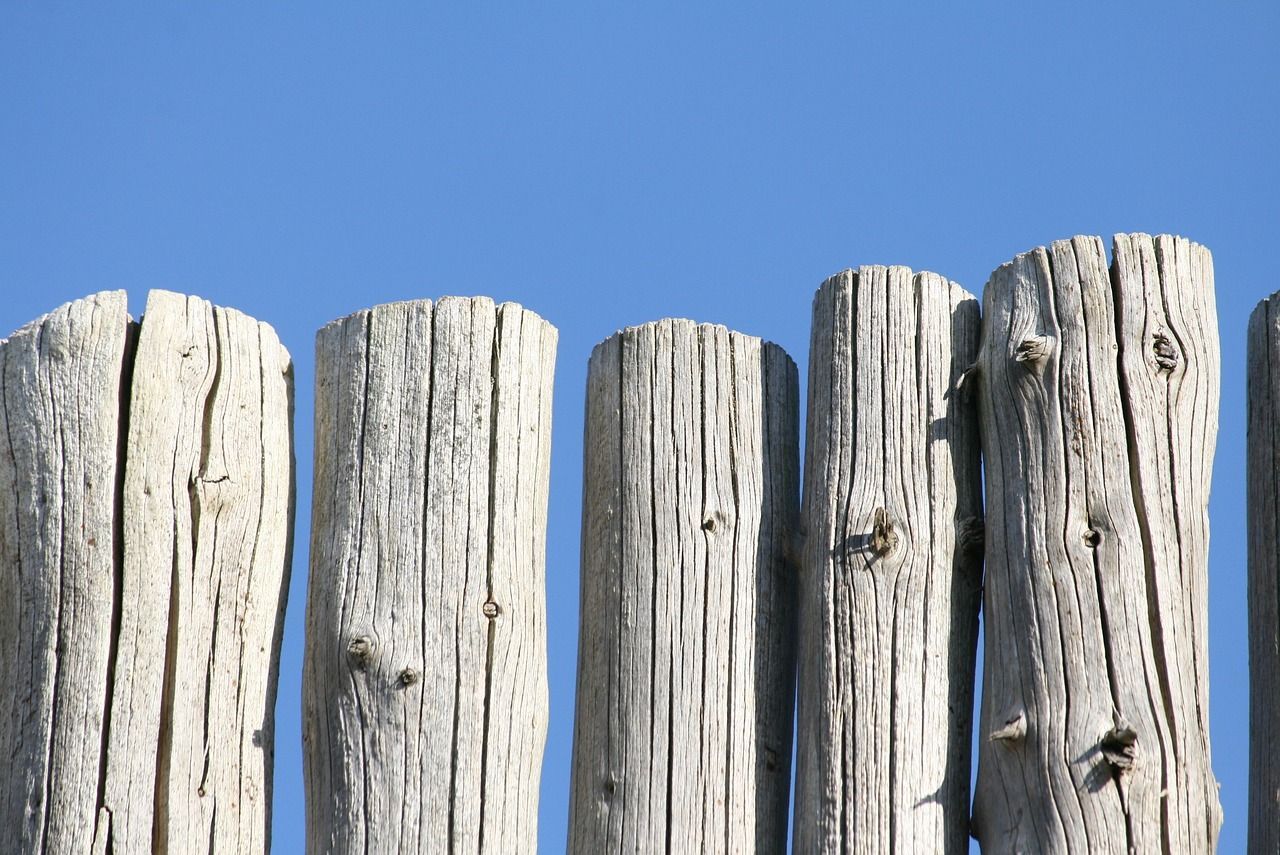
{"left": 793, "top": 266, "right": 982, "bottom": 855}
{"left": 567, "top": 318, "right": 799, "bottom": 854}
{"left": 303, "top": 296, "right": 556, "bottom": 855}
{"left": 0, "top": 290, "right": 294, "bottom": 855}
{"left": 973, "top": 234, "right": 1221, "bottom": 853}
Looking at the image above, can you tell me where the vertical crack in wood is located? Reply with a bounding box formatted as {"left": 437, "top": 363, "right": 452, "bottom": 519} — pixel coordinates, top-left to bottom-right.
{"left": 477, "top": 303, "right": 504, "bottom": 853}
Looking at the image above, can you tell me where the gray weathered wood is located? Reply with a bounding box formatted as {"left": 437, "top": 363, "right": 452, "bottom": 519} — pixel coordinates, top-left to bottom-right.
{"left": 303, "top": 296, "right": 556, "bottom": 854}
{"left": 972, "top": 234, "right": 1221, "bottom": 853}
{"left": 1249, "top": 290, "right": 1280, "bottom": 853}
{"left": 0, "top": 291, "right": 130, "bottom": 854}
{"left": 0, "top": 289, "right": 295, "bottom": 854}
{"left": 567, "top": 319, "right": 799, "bottom": 854}
{"left": 791, "top": 267, "right": 983, "bottom": 854}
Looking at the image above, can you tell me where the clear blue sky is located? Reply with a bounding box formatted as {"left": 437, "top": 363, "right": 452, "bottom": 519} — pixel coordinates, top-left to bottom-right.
{"left": 2, "top": 4, "right": 1276, "bottom": 852}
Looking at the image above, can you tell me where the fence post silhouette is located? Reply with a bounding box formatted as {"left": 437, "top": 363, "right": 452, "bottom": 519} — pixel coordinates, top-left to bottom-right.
{"left": 1249, "top": 290, "right": 1280, "bottom": 853}
{"left": 0, "top": 290, "right": 295, "bottom": 854}
{"left": 302, "top": 297, "right": 556, "bottom": 854}
{"left": 972, "top": 234, "right": 1221, "bottom": 852}
{"left": 567, "top": 319, "right": 799, "bottom": 853}
{"left": 791, "top": 267, "right": 983, "bottom": 853}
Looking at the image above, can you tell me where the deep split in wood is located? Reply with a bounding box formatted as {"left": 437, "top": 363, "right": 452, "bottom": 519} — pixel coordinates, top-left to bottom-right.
{"left": 0, "top": 290, "right": 294, "bottom": 854}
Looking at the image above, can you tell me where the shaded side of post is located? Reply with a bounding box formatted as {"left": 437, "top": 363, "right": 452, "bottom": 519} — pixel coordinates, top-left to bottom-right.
{"left": 1249, "top": 292, "right": 1280, "bottom": 854}
{"left": 973, "top": 234, "right": 1221, "bottom": 853}
{"left": 303, "top": 297, "right": 556, "bottom": 855}
{"left": 791, "top": 267, "right": 982, "bottom": 854}
{"left": 0, "top": 290, "right": 294, "bottom": 855}
{"left": 567, "top": 319, "right": 799, "bottom": 854}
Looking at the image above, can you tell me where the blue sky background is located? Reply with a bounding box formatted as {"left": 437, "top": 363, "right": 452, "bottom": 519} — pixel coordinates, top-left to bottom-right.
{"left": 2, "top": 4, "right": 1276, "bottom": 852}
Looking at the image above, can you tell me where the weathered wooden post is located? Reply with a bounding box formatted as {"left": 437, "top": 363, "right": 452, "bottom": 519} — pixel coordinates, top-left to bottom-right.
{"left": 0, "top": 290, "right": 295, "bottom": 854}
{"left": 567, "top": 319, "right": 799, "bottom": 853}
{"left": 1249, "top": 290, "right": 1280, "bottom": 853}
{"left": 972, "top": 234, "right": 1221, "bottom": 853}
{"left": 303, "top": 297, "right": 556, "bottom": 854}
{"left": 791, "top": 267, "right": 983, "bottom": 853}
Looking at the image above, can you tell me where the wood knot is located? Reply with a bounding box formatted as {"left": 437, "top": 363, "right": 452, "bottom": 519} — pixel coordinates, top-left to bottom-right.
{"left": 958, "top": 515, "right": 985, "bottom": 556}
{"left": 1014, "top": 335, "right": 1050, "bottom": 364}
{"left": 1101, "top": 722, "right": 1138, "bottom": 773}
{"left": 602, "top": 776, "right": 617, "bottom": 798}
{"left": 482, "top": 601, "right": 500, "bottom": 619}
{"left": 763, "top": 747, "right": 779, "bottom": 772}
{"left": 398, "top": 667, "right": 420, "bottom": 688}
{"left": 990, "top": 711, "right": 1026, "bottom": 744}
{"left": 1152, "top": 335, "right": 1179, "bottom": 371}
{"left": 1083, "top": 527, "right": 1102, "bottom": 549}
{"left": 869, "top": 507, "right": 898, "bottom": 556}
{"left": 346, "top": 635, "right": 374, "bottom": 669}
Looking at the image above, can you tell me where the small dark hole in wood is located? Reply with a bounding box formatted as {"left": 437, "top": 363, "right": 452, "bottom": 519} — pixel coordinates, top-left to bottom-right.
{"left": 603, "top": 778, "right": 616, "bottom": 797}
{"left": 482, "top": 601, "right": 500, "bottom": 619}
{"left": 1083, "top": 529, "right": 1102, "bottom": 549}
{"left": 399, "top": 667, "right": 420, "bottom": 687}
{"left": 702, "top": 516, "right": 717, "bottom": 533}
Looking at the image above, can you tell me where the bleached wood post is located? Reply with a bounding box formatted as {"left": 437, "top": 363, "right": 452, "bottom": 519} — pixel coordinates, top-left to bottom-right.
{"left": 0, "top": 290, "right": 295, "bottom": 854}
{"left": 972, "top": 234, "right": 1221, "bottom": 853}
{"left": 303, "top": 297, "right": 556, "bottom": 854}
{"left": 567, "top": 319, "right": 799, "bottom": 853}
{"left": 791, "top": 267, "right": 983, "bottom": 853}
{"left": 1249, "top": 291, "right": 1280, "bottom": 853}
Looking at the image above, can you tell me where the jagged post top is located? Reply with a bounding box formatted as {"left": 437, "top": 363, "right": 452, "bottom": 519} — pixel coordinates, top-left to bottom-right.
{"left": 2, "top": 288, "right": 291, "bottom": 362}
{"left": 981, "top": 233, "right": 1213, "bottom": 302}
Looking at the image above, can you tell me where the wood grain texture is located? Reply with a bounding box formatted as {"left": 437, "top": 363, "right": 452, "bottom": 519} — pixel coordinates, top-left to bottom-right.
{"left": 0, "top": 290, "right": 294, "bottom": 855}
{"left": 791, "top": 267, "right": 983, "bottom": 854}
{"left": 973, "top": 234, "right": 1221, "bottom": 854}
{"left": 1249, "top": 291, "right": 1280, "bottom": 853}
{"left": 567, "top": 319, "right": 799, "bottom": 854}
{"left": 303, "top": 296, "right": 556, "bottom": 855}
{"left": 0, "top": 291, "right": 130, "bottom": 854}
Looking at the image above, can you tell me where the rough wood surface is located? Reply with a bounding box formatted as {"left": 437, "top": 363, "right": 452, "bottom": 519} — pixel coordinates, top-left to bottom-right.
{"left": 0, "top": 291, "right": 130, "bottom": 854}
{"left": 0, "top": 290, "right": 294, "bottom": 854}
{"left": 303, "top": 297, "right": 556, "bottom": 854}
{"left": 972, "top": 234, "right": 1221, "bottom": 854}
{"left": 791, "top": 267, "right": 982, "bottom": 854}
{"left": 567, "top": 319, "right": 799, "bottom": 854}
{"left": 1249, "top": 291, "right": 1280, "bottom": 853}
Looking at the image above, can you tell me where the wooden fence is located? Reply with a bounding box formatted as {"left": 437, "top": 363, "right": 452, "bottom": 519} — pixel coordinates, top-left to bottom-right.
{"left": 0, "top": 231, "right": 1255, "bottom": 853}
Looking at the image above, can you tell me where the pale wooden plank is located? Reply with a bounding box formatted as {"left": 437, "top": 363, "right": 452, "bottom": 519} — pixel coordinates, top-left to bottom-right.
{"left": 792, "top": 267, "right": 982, "bottom": 854}
{"left": 973, "top": 235, "right": 1222, "bottom": 853}
{"left": 303, "top": 297, "right": 556, "bottom": 854}
{"left": 567, "top": 319, "right": 799, "bottom": 853}
{"left": 0, "top": 292, "right": 130, "bottom": 853}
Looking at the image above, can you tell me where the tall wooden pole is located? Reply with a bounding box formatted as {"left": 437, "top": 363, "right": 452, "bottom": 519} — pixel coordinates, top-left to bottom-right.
{"left": 792, "top": 267, "right": 983, "bottom": 853}
{"left": 1249, "top": 291, "right": 1280, "bottom": 853}
{"left": 567, "top": 319, "right": 799, "bottom": 853}
{"left": 303, "top": 297, "right": 556, "bottom": 854}
{"left": 0, "top": 290, "right": 295, "bottom": 854}
{"left": 973, "top": 234, "right": 1221, "bottom": 853}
